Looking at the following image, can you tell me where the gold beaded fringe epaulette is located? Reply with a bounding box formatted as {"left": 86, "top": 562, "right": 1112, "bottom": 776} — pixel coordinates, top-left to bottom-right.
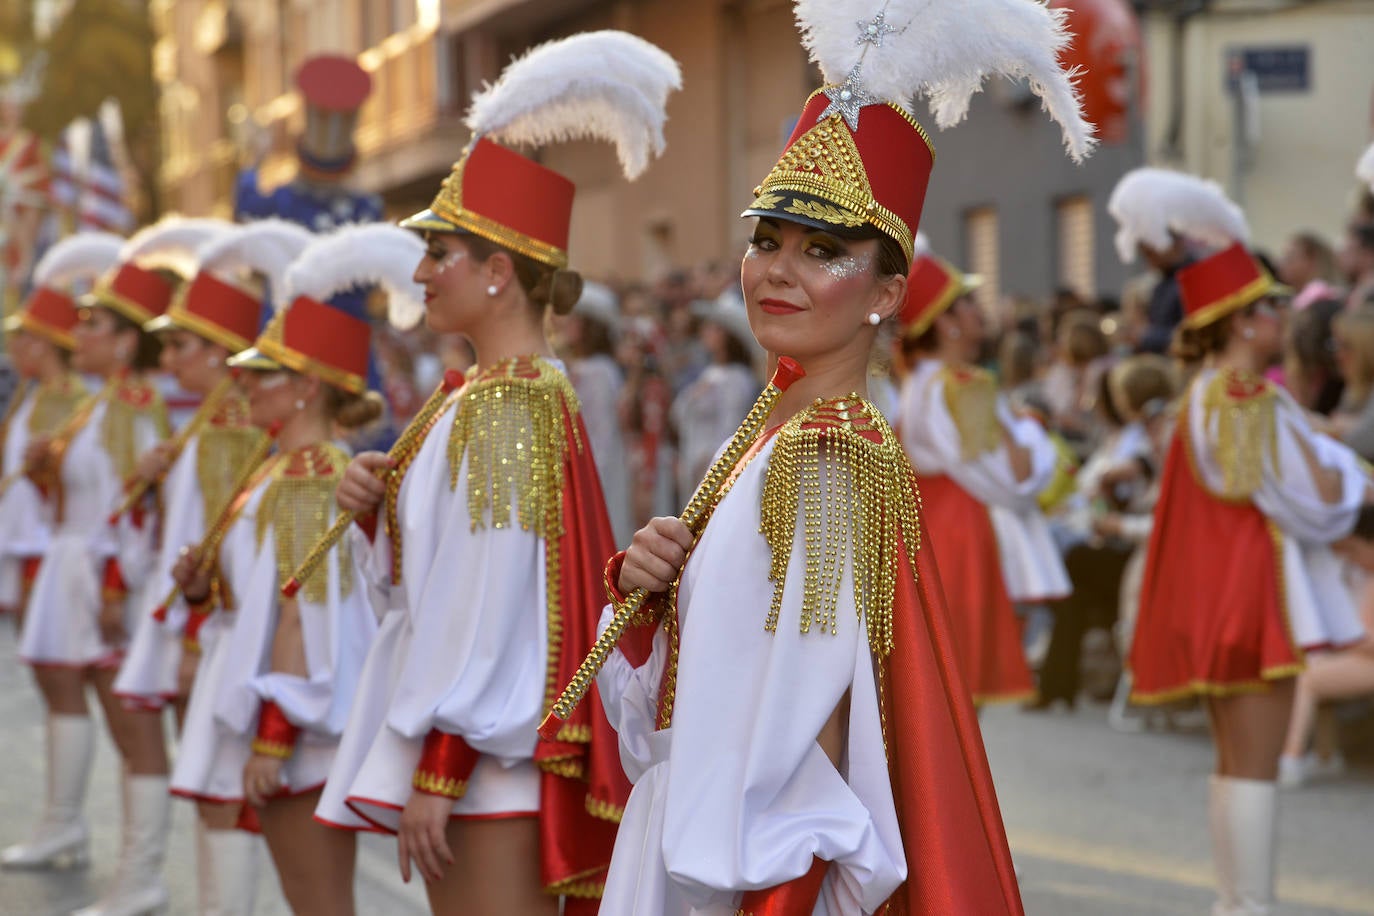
{"left": 938, "top": 364, "right": 1001, "bottom": 461}
{"left": 257, "top": 443, "right": 354, "bottom": 605}
{"left": 1201, "top": 367, "right": 1278, "bottom": 500}
{"left": 759, "top": 395, "right": 921, "bottom": 659}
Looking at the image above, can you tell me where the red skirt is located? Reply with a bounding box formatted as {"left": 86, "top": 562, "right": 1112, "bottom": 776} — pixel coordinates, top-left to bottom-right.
{"left": 916, "top": 474, "right": 1033, "bottom": 705}
{"left": 1129, "top": 435, "right": 1302, "bottom": 704}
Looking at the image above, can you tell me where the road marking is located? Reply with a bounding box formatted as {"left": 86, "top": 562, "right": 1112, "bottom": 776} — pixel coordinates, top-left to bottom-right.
{"left": 1009, "top": 829, "right": 1374, "bottom": 914}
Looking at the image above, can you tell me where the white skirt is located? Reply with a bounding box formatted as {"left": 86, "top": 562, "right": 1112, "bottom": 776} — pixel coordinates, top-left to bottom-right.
{"left": 170, "top": 613, "right": 336, "bottom": 803}
{"left": 316, "top": 608, "right": 539, "bottom": 833}
{"left": 19, "top": 534, "right": 122, "bottom": 667}
{"left": 113, "top": 582, "right": 183, "bottom": 709}
{"left": 989, "top": 505, "right": 1072, "bottom": 604}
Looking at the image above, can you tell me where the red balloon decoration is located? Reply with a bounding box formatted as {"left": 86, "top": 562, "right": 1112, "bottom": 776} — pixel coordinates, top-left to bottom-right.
{"left": 1052, "top": 0, "right": 1142, "bottom": 145}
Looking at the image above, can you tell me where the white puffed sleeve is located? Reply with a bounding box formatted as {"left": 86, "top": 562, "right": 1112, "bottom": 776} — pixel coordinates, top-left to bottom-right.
{"left": 897, "top": 361, "right": 1046, "bottom": 510}
{"left": 383, "top": 462, "right": 547, "bottom": 762}
{"left": 595, "top": 606, "right": 670, "bottom": 784}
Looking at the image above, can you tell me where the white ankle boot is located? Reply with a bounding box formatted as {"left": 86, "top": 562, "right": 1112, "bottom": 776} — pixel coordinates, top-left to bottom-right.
{"left": 1209, "top": 775, "right": 1278, "bottom": 916}
{"left": 73, "top": 774, "right": 171, "bottom": 916}
{"left": 1, "top": 714, "right": 94, "bottom": 869}
{"left": 200, "top": 828, "right": 261, "bottom": 916}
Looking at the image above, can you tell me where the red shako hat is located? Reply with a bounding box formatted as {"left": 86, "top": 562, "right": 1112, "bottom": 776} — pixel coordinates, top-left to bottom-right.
{"left": 745, "top": 0, "right": 1094, "bottom": 270}
{"left": 4, "top": 232, "right": 123, "bottom": 349}
{"left": 146, "top": 220, "right": 315, "bottom": 353}
{"left": 900, "top": 255, "right": 983, "bottom": 338}
{"left": 1178, "top": 242, "right": 1289, "bottom": 330}
{"left": 400, "top": 31, "right": 681, "bottom": 270}
{"left": 229, "top": 224, "right": 427, "bottom": 394}
{"left": 92, "top": 218, "right": 229, "bottom": 325}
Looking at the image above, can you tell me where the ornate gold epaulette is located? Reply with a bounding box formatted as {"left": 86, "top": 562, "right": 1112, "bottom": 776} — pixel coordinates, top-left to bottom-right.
{"left": 758, "top": 395, "right": 921, "bottom": 658}
{"left": 1201, "top": 368, "right": 1278, "bottom": 499}
{"left": 196, "top": 390, "right": 266, "bottom": 526}
{"left": 28, "top": 373, "right": 87, "bottom": 434}
{"left": 938, "top": 364, "right": 1001, "bottom": 460}
{"left": 447, "top": 355, "right": 582, "bottom": 537}
{"left": 257, "top": 443, "right": 353, "bottom": 604}
{"left": 102, "top": 374, "right": 170, "bottom": 481}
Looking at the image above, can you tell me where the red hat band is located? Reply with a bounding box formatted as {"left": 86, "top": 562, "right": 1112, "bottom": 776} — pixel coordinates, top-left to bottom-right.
{"left": 255, "top": 295, "right": 370, "bottom": 395}
{"left": 5, "top": 287, "right": 80, "bottom": 349}
{"left": 901, "top": 256, "right": 966, "bottom": 337}
{"left": 744, "top": 91, "right": 935, "bottom": 265}
{"left": 1178, "top": 243, "right": 1280, "bottom": 330}
{"left": 423, "top": 138, "right": 575, "bottom": 269}
{"left": 164, "top": 271, "right": 263, "bottom": 352}
{"left": 95, "top": 262, "right": 175, "bottom": 325}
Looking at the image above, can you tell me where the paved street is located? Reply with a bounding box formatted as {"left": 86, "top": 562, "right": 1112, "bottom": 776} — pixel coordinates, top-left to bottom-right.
{"left": 1, "top": 617, "right": 1371, "bottom": 915}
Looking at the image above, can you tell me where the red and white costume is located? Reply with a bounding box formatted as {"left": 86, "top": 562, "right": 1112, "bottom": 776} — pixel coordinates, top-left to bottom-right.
{"left": 169, "top": 442, "right": 373, "bottom": 804}
{"left": 598, "top": 397, "right": 1021, "bottom": 914}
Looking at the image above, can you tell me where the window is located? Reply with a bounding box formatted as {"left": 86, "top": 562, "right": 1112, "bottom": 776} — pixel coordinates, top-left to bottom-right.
{"left": 1056, "top": 195, "right": 1096, "bottom": 300}
{"left": 964, "top": 207, "right": 1000, "bottom": 313}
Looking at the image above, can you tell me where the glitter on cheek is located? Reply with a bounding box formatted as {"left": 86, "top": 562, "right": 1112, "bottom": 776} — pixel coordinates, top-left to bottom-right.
{"left": 432, "top": 250, "right": 467, "bottom": 277}
{"left": 256, "top": 373, "right": 290, "bottom": 391}
{"left": 820, "top": 254, "right": 872, "bottom": 282}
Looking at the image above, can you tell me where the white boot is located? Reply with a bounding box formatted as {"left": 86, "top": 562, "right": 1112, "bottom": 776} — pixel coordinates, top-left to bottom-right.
{"left": 1, "top": 714, "right": 94, "bottom": 869}
{"left": 1209, "top": 775, "right": 1240, "bottom": 916}
{"left": 1228, "top": 778, "right": 1278, "bottom": 916}
{"left": 73, "top": 774, "right": 171, "bottom": 916}
{"left": 201, "top": 828, "right": 261, "bottom": 916}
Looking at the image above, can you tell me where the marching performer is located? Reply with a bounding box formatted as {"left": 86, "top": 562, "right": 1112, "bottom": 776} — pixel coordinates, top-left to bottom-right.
{"left": 591, "top": 1, "right": 1092, "bottom": 912}
{"left": 1130, "top": 243, "right": 1369, "bottom": 915}
{"left": 314, "top": 31, "right": 680, "bottom": 915}
{"left": 96, "top": 221, "right": 310, "bottom": 916}
{"left": 0, "top": 234, "right": 117, "bottom": 625}
{"left": 896, "top": 254, "right": 1065, "bottom": 704}
{"left": 3, "top": 221, "right": 200, "bottom": 874}
{"left": 167, "top": 224, "right": 398, "bottom": 916}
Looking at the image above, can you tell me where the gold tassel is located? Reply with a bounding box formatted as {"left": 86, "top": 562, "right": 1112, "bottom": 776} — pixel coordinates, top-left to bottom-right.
{"left": 1202, "top": 368, "right": 1278, "bottom": 499}
{"left": 759, "top": 396, "right": 921, "bottom": 659}
{"left": 101, "top": 379, "right": 170, "bottom": 482}
{"left": 28, "top": 373, "right": 86, "bottom": 434}
{"left": 257, "top": 444, "right": 354, "bottom": 605}
{"left": 447, "top": 356, "right": 582, "bottom": 538}
{"left": 939, "top": 365, "right": 1001, "bottom": 461}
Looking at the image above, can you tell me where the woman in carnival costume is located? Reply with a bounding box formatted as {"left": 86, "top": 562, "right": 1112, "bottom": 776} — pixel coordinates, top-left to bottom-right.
{"left": 317, "top": 28, "right": 687, "bottom": 916}
{"left": 1130, "top": 242, "right": 1370, "bottom": 916}
{"left": 167, "top": 224, "right": 402, "bottom": 916}
{"left": 2, "top": 220, "right": 207, "bottom": 878}
{"left": 313, "top": 30, "right": 680, "bottom": 915}
{"left": 98, "top": 220, "right": 313, "bottom": 916}
{"left": 895, "top": 254, "right": 1067, "bottom": 708}
{"left": 593, "top": 1, "right": 1093, "bottom": 912}
{"left": 0, "top": 234, "right": 115, "bottom": 625}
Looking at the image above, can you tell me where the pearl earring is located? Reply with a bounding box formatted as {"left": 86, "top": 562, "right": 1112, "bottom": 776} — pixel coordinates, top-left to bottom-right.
{"left": 1242, "top": 327, "right": 1256, "bottom": 340}
{"left": 487, "top": 285, "right": 499, "bottom": 297}
{"left": 867, "top": 312, "right": 881, "bottom": 326}
{"left": 295, "top": 399, "right": 306, "bottom": 410}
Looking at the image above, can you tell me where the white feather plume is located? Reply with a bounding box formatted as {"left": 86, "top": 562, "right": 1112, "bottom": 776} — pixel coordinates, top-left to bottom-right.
{"left": 195, "top": 219, "right": 316, "bottom": 303}
{"left": 466, "top": 30, "right": 682, "bottom": 180}
{"left": 32, "top": 232, "right": 125, "bottom": 289}
{"left": 1108, "top": 168, "right": 1249, "bottom": 264}
{"left": 913, "top": 232, "right": 932, "bottom": 258}
{"left": 1358, "top": 142, "right": 1374, "bottom": 194}
{"left": 794, "top": 0, "right": 1095, "bottom": 162}
{"left": 119, "top": 217, "right": 232, "bottom": 277}
{"left": 283, "top": 224, "right": 427, "bottom": 330}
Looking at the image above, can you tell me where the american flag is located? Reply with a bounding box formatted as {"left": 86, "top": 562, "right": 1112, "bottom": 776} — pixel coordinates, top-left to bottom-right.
{"left": 75, "top": 120, "right": 133, "bottom": 234}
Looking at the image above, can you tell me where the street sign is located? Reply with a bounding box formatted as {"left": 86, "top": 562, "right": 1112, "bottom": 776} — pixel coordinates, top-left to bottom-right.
{"left": 1225, "top": 46, "right": 1310, "bottom": 93}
